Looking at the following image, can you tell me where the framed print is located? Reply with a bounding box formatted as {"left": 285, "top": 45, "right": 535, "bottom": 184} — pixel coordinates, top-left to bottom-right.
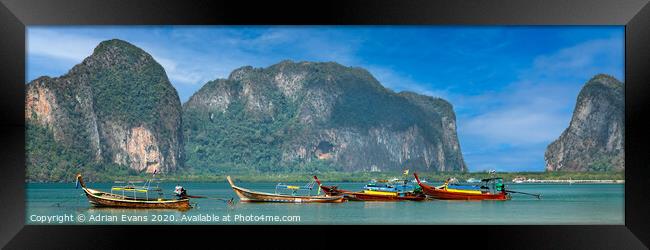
{"left": 1, "top": 0, "right": 649, "bottom": 248}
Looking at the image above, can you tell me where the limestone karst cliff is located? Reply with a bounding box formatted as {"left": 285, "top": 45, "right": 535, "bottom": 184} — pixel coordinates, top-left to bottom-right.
{"left": 26, "top": 41, "right": 469, "bottom": 181}
{"left": 183, "top": 60, "right": 467, "bottom": 173}
{"left": 26, "top": 39, "right": 183, "bottom": 181}
{"left": 545, "top": 74, "right": 624, "bottom": 172}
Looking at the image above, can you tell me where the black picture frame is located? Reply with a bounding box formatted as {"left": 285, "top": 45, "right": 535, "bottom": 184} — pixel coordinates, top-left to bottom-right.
{"left": 1, "top": 0, "right": 649, "bottom": 248}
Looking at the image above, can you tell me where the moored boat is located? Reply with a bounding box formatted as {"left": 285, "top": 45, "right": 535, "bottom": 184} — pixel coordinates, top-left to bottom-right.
{"left": 226, "top": 176, "right": 346, "bottom": 203}
{"left": 512, "top": 176, "right": 527, "bottom": 183}
{"left": 413, "top": 173, "right": 510, "bottom": 201}
{"left": 313, "top": 176, "right": 426, "bottom": 201}
{"left": 75, "top": 174, "right": 191, "bottom": 209}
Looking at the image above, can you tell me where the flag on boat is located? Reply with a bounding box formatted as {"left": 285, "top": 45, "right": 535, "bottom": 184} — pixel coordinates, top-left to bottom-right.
{"left": 403, "top": 169, "right": 409, "bottom": 176}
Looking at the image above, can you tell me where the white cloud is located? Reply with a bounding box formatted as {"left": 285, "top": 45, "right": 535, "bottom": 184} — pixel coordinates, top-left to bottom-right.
{"left": 143, "top": 28, "right": 364, "bottom": 89}
{"left": 27, "top": 29, "right": 229, "bottom": 89}
{"left": 27, "top": 27, "right": 373, "bottom": 101}
{"left": 27, "top": 28, "right": 623, "bottom": 172}
{"left": 529, "top": 36, "right": 623, "bottom": 80}
{"left": 461, "top": 104, "right": 569, "bottom": 145}
{"left": 246, "top": 29, "right": 295, "bottom": 47}
{"left": 457, "top": 79, "right": 582, "bottom": 147}
{"left": 145, "top": 52, "right": 212, "bottom": 86}
{"left": 457, "top": 35, "right": 623, "bottom": 170}
{"left": 463, "top": 143, "right": 547, "bottom": 172}
{"left": 28, "top": 29, "right": 102, "bottom": 62}
{"left": 404, "top": 36, "right": 624, "bottom": 144}
{"left": 365, "top": 65, "right": 451, "bottom": 99}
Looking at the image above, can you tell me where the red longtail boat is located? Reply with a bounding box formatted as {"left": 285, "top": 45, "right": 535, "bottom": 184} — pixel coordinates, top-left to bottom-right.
{"left": 413, "top": 173, "right": 510, "bottom": 201}
{"left": 313, "top": 176, "right": 426, "bottom": 201}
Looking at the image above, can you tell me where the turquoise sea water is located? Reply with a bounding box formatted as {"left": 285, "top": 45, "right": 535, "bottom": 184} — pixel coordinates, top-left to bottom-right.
{"left": 26, "top": 182, "right": 624, "bottom": 225}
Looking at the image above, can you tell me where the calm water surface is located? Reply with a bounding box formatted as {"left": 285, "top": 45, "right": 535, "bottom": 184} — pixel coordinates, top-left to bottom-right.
{"left": 26, "top": 182, "right": 623, "bottom": 225}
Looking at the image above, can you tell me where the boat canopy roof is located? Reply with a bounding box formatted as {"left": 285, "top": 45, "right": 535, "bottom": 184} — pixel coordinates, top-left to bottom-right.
{"left": 276, "top": 183, "right": 314, "bottom": 191}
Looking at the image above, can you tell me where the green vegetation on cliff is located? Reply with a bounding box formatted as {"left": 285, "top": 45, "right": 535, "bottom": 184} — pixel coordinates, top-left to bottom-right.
{"left": 26, "top": 123, "right": 90, "bottom": 181}
{"left": 183, "top": 61, "right": 466, "bottom": 174}
{"left": 86, "top": 39, "right": 182, "bottom": 159}
{"left": 26, "top": 39, "right": 184, "bottom": 182}
{"left": 27, "top": 39, "right": 625, "bottom": 183}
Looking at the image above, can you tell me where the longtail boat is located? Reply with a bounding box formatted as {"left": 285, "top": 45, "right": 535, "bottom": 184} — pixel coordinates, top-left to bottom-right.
{"left": 226, "top": 176, "right": 346, "bottom": 203}
{"left": 313, "top": 176, "right": 426, "bottom": 201}
{"left": 413, "top": 173, "right": 510, "bottom": 201}
{"left": 75, "top": 174, "right": 191, "bottom": 209}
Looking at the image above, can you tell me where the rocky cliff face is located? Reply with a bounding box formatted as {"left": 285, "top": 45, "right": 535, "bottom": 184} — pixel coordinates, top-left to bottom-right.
{"left": 183, "top": 60, "right": 466, "bottom": 172}
{"left": 545, "top": 74, "right": 624, "bottom": 171}
{"left": 26, "top": 39, "right": 183, "bottom": 180}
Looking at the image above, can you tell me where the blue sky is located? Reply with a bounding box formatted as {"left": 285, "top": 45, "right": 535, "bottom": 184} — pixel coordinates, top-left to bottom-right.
{"left": 26, "top": 26, "right": 624, "bottom": 172}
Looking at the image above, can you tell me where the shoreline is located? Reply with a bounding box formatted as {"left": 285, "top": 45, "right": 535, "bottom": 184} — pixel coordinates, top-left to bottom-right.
{"left": 513, "top": 179, "right": 624, "bottom": 184}
{"left": 27, "top": 171, "right": 625, "bottom": 183}
{"left": 27, "top": 179, "right": 626, "bottom": 184}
